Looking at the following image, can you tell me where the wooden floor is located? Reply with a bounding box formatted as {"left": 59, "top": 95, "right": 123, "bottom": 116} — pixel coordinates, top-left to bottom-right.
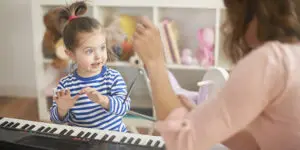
{"left": 0, "top": 97, "right": 39, "bottom": 121}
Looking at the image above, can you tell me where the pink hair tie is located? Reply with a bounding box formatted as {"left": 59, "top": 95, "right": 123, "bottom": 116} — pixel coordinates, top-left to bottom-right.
{"left": 68, "top": 15, "right": 78, "bottom": 21}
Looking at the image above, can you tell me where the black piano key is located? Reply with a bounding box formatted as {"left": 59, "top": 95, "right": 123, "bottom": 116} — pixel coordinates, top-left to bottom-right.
{"left": 43, "top": 127, "right": 51, "bottom": 133}
{"left": 134, "top": 138, "right": 141, "bottom": 145}
{"left": 49, "top": 128, "right": 57, "bottom": 134}
{"left": 36, "top": 126, "right": 45, "bottom": 132}
{"left": 59, "top": 129, "right": 68, "bottom": 135}
{"left": 21, "top": 124, "right": 29, "bottom": 130}
{"left": 153, "top": 141, "right": 160, "bottom": 147}
{"left": 127, "top": 137, "right": 134, "bottom": 144}
{"left": 101, "top": 134, "right": 109, "bottom": 141}
{"left": 77, "top": 131, "right": 85, "bottom": 137}
{"left": 90, "top": 133, "right": 97, "bottom": 139}
{"left": 83, "top": 132, "right": 91, "bottom": 138}
{"left": 146, "top": 140, "right": 153, "bottom": 146}
{"left": 27, "top": 125, "right": 35, "bottom": 131}
{"left": 11, "top": 122, "right": 20, "bottom": 128}
{"left": 0, "top": 121, "right": 8, "bottom": 127}
{"left": 120, "top": 137, "right": 127, "bottom": 143}
{"left": 65, "top": 130, "right": 74, "bottom": 136}
{"left": 107, "top": 135, "right": 116, "bottom": 142}
{"left": 5, "top": 122, "right": 14, "bottom": 128}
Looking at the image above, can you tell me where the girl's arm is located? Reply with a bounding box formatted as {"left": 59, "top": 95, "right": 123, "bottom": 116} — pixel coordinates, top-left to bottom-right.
{"left": 106, "top": 72, "right": 130, "bottom": 116}
{"left": 50, "top": 82, "right": 70, "bottom": 124}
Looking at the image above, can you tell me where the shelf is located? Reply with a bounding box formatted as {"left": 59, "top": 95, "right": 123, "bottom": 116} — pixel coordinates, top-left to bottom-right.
{"left": 94, "top": 0, "right": 225, "bottom": 9}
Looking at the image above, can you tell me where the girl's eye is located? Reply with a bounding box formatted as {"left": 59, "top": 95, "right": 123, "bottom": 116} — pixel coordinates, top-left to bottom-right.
{"left": 85, "top": 48, "right": 93, "bottom": 54}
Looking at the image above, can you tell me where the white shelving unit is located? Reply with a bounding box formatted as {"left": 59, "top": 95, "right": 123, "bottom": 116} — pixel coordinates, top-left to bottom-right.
{"left": 31, "top": 0, "right": 230, "bottom": 122}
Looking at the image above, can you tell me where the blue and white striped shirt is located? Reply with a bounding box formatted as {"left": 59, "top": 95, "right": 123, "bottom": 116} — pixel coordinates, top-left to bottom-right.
{"left": 50, "top": 65, "right": 130, "bottom": 132}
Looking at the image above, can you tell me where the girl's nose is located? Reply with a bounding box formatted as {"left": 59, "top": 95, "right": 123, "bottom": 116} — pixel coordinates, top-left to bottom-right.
{"left": 94, "top": 50, "right": 101, "bottom": 59}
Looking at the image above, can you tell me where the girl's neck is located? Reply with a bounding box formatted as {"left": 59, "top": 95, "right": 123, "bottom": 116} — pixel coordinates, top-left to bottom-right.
{"left": 76, "top": 67, "right": 102, "bottom": 78}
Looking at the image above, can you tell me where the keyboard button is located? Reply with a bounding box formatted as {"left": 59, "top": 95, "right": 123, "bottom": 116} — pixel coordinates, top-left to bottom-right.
{"left": 108, "top": 135, "right": 115, "bottom": 142}
{"left": 127, "top": 137, "right": 134, "bottom": 144}
{"left": 27, "top": 125, "right": 35, "bottom": 131}
{"left": 134, "top": 138, "right": 141, "bottom": 145}
{"left": 146, "top": 140, "right": 153, "bottom": 146}
{"left": 59, "top": 129, "right": 68, "bottom": 135}
{"left": 43, "top": 127, "right": 51, "bottom": 133}
{"left": 120, "top": 137, "right": 127, "bottom": 143}
{"left": 11, "top": 123, "right": 20, "bottom": 128}
{"left": 77, "top": 131, "right": 84, "bottom": 138}
{"left": 21, "top": 124, "right": 29, "bottom": 130}
{"left": 90, "top": 133, "right": 98, "bottom": 139}
{"left": 83, "top": 132, "right": 91, "bottom": 138}
{"left": 49, "top": 128, "right": 57, "bottom": 134}
{"left": 0, "top": 121, "right": 8, "bottom": 127}
{"left": 101, "top": 134, "right": 109, "bottom": 141}
{"left": 37, "top": 126, "right": 45, "bottom": 132}
{"left": 5, "top": 122, "right": 14, "bottom": 128}
{"left": 154, "top": 141, "right": 160, "bottom": 147}
{"left": 65, "top": 130, "right": 74, "bottom": 136}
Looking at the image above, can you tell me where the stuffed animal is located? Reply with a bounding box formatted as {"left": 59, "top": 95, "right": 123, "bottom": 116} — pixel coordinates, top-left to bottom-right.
{"left": 42, "top": 2, "right": 88, "bottom": 69}
{"left": 195, "top": 28, "right": 215, "bottom": 67}
{"left": 181, "top": 48, "right": 198, "bottom": 65}
{"left": 129, "top": 52, "right": 143, "bottom": 67}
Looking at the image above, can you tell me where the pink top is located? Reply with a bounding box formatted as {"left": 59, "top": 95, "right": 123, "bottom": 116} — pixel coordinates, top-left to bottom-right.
{"left": 155, "top": 41, "right": 300, "bottom": 150}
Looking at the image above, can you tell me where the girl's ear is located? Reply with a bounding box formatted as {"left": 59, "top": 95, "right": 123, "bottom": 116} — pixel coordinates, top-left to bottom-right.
{"left": 65, "top": 49, "right": 76, "bottom": 61}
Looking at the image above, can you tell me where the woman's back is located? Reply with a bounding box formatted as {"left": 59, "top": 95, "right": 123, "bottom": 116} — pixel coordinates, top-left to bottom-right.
{"left": 248, "top": 42, "right": 300, "bottom": 150}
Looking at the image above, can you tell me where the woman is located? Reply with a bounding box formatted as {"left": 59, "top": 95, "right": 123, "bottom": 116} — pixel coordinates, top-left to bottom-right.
{"left": 132, "top": 0, "right": 300, "bottom": 149}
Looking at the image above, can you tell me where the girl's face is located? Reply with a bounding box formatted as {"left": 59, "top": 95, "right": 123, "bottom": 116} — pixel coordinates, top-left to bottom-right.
{"left": 67, "top": 31, "right": 107, "bottom": 76}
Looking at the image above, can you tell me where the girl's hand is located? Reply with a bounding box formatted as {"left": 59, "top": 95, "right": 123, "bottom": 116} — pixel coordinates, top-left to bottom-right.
{"left": 80, "top": 87, "right": 101, "bottom": 103}
{"left": 132, "top": 16, "right": 165, "bottom": 67}
{"left": 54, "top": 89, "right": 79, "bottom": 114}
{"left": 80, "top": 87, "right": 110, "bottom": 109}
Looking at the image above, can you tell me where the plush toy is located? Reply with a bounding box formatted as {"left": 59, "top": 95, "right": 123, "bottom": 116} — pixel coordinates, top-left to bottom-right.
{"left": 129, "top": 52, "right": 143, "bottom": 67}
{"left": 181, "top": 48, "right": 198, "bottom": 65}
{"left": 42, "top": 2, "right": 88, "bottom": 69}
{"left": 195, "top": 28, "right": 215, "bottom": 67}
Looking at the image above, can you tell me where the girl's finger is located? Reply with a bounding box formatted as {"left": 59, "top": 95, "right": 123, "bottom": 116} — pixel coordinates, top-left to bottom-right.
{"left": 65, "top": 88, "right": 70, "bottom": 96}
{"left": 53, "top": 96, "right": 58, "bottom": 102}
{"left": 72, "top": 94, "right": 80, "bottom": 101}
{"left": 58, "top": 90, "right": 64, "bottom": 97}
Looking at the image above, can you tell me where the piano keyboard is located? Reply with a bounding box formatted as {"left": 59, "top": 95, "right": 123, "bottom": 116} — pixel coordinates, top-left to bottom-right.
{"left": 0, "top": 117, "right": 165, "bottom": 149}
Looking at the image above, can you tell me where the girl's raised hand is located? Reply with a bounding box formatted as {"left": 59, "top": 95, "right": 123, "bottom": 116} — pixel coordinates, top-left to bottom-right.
{"left": 54, "top": 89, "right": 79, "bottom": 112}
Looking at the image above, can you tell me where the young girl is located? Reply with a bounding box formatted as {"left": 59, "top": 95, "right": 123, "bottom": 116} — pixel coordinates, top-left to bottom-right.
{"left": 49, "top": 1, "right": 130, "bottom": 132}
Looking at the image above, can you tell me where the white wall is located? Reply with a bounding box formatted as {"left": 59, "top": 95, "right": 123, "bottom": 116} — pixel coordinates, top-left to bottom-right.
{"left": 0, "top": 0, "right": 36, "bottom": 97}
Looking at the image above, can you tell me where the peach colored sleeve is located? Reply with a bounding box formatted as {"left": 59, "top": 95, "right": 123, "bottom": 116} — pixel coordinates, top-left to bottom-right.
{"left": 155, "top": 42, "right": 288, "bottom": 150}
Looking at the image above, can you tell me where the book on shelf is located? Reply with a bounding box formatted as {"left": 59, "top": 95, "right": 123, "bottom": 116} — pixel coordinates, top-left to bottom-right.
{"left": 158, "top": 19, "right": 182, "bottom": 65}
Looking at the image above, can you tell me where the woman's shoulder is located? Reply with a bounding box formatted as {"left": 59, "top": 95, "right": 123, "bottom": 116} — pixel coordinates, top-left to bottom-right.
{"left": 239, "top": 41, "right": 296, "bottom": 68}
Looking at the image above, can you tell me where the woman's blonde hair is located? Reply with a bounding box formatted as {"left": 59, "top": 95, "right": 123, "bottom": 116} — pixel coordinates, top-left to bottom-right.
{"left": 222, "top": 0, "right": 300, "bottom": 64}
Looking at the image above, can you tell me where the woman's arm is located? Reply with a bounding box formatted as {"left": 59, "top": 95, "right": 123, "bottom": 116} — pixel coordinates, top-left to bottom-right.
{"left": 146, "top": 62, "right": 182, "bottom": 120}
{"left": 223, "top": 130, "right": 260, "bottom": 150}
{"left": 153, "top": 42, "right": 287, "bottom": 149}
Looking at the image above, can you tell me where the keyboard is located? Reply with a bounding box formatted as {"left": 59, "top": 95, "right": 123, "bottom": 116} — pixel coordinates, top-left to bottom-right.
{"left": 0, "top": 117, "right": 165, "bottom": 150}
{"left": 0, "top": 117, "right": 228, "bottom": 150}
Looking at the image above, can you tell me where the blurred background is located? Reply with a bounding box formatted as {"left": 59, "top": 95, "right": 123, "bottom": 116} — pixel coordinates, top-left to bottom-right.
{"left": 0, "top": 0, "right": 230, "bottom": 134}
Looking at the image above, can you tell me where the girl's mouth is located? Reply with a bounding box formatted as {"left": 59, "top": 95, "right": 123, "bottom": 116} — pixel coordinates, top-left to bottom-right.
{"left": 91, "top": 62, "right": 101, "bottom": 67}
